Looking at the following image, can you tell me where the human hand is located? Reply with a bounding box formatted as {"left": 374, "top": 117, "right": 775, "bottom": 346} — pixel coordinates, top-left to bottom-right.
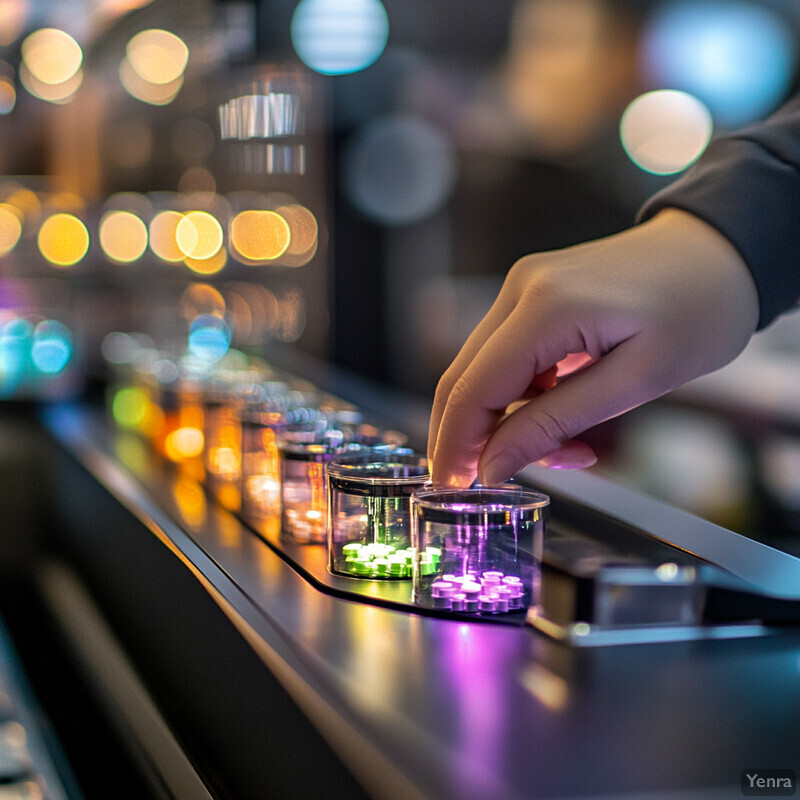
{"left": 428, "top": 209, "right": 760, "bottom": 487}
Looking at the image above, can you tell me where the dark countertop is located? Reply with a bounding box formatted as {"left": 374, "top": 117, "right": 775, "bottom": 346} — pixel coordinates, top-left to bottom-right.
{"left": 40, "top": 404, "right": 800, "bottom": 800}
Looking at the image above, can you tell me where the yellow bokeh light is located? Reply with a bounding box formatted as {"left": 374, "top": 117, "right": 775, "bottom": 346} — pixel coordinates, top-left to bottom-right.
{"left": 184, "top": 246, "right": 227, "bottom": 275}
{"left": 0, "top": 204, "right": 22, "bottom": 255}
{"left": 171, "top": 474, "right": 207, "bottom": 528}
{"left": 37, "top": 213, "right": 89, "bottom": 267}
{"left": 126, "top": 29, "right": 189, "bottom": 85}
{"left": 230, "top": 210, "right": 291, "bottom": 262}
{"left": 20, "top": 62, "right": 82, "bottom": 103}
{"left": 5, "top": 187, "right": 40, "bottom": 222}
{"left": 164, "top": 426, "right": 204, "bottom": 461}
{"left": 179, "top": 283, "right": 226, "bottom": 320}
{"left": 176, "top": 210, "right": 223, "bottom": 259}
{"left": 119, "top": 55, "right": 182, "bottom": 105}
{"left": 99, "top": 210, "right": 148, "bottom": 263}
{"left": 148, "top": 210, "right": 184, "bottom": 262}
{"left": 21, "top": 28, "right": 82, "bottom": 85}
{"left": 276, "top": 203, "right": 318, "bottom": 265}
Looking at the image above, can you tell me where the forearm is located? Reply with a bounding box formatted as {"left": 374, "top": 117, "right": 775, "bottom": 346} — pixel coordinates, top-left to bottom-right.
{"left": 639, "top": 94, "right": 800, "bottom": 329}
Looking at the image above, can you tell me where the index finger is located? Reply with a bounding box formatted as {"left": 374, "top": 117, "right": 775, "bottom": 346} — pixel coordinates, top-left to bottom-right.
{"left": 427, "top": 287, "right": 518, "bottom": 462}
{"left": 431, "top": 299, "right": 575, "bottom": 486}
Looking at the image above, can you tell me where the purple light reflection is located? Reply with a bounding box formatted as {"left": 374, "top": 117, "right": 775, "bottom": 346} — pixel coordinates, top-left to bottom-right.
{"left": 434, "top": 622, "right": 524, "bottom": 800}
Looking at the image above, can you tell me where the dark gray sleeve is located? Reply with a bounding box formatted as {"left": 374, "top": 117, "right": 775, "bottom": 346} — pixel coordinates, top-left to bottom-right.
{"left": 638, "top": 94, "right": 800, "bottom": 330}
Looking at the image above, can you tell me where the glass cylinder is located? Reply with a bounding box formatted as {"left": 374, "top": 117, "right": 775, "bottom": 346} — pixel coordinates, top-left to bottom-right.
{"left": 241, "top": 398, "right": 286, "bottom": 518}
{"left": 411, "top": 487, "right": 549, "bottom": 616}
{"left": 326, "top": 449, "right": 429, "bottom": 579}
{"left": 279, "top": 427, "right": 356, "bottom": 544}
{"left": 203, "top": 384, "right": 243, "bottom": 482}
{"left": 240, "top": 385, "right": 324, "bottom": 519}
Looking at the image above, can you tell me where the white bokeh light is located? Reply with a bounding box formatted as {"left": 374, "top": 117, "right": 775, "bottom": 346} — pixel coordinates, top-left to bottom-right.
{"left": 620, "top": 90, "right": 712, "bottom": 175}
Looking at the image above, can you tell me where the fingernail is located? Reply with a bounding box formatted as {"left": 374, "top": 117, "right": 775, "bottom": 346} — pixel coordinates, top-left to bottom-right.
{"left": 535, "top": 442, "right": 597, "bottom": 469}
{"left": 480, "top": 453, "right": 518, "bottom": 487}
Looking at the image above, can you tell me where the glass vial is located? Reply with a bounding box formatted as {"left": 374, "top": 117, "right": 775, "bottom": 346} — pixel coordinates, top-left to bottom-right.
{"left": 326, "top": 449, "right": 429, "bottom": 579}
{"left": 411, "top": 487, "right": 548, "bottom": 616}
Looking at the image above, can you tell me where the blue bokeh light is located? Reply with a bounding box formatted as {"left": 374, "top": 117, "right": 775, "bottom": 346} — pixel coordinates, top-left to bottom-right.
{"left": 642, "top": 1, "right": 796, "bottom": 127}
{"left": 31, "top": 320, "right": 72, "bottom": 375}
{"left": 291, "top": 0, "right": 390, "bottom": 76}
{"left": 188, "top": 315, "right": 231, "bottom": 362}
{"left": 0, "top": 318, "right": 33, "bottom": 385}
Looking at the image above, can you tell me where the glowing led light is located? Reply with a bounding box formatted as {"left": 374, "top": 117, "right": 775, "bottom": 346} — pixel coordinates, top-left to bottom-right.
{"left": 164, "top": 426, "right": 204, "bottom": 461}
{"left": 0, "top": 204, "right": 22, "bottom": 255}
{"left": 642, "top": 1, "right": 796, "bottom": 126}
{"left": 19, "top": 62, "right": 82, "bottom": 103}
{"left": 112, "top": 386, "right": 149, "bottom": 429}
{"left": 620, "top": 90, "right": 712, "bottom": 175}
{"left": 119, "top": 55, "right": 182, "bottom": 105}
{"left": 148, "top": 210, "right": 184, "bottom": 262}
{"left": 291, "top": 0, "right": 389, "bottom": 76}
{"left": 126, "top": 29, "right": 189, "bottom": 84}
{"left": 344, "top": 114, "right": 457, "bottom": 225}
{"left": 37, "top": 213, "right": 90, "bottom": 267}
{"left": 22, "top": 28, "right": 82, "bottom": 85}
{"left": 0, "top": 77, "right": 15, "bottom": 113}
{"left": 31, "top": 320, "right": 72, "bottom": 374}
{"left": 99, "top": 210, "right": 148, "bottom": 263}
{"left": 188, "top": 314, "right": 231, "bottom": 362}
{"left": 176, "top": 211, "right": 223, "bottom": 259}
{"left": 229, "top": 210, "right": 291, "bottom": 262}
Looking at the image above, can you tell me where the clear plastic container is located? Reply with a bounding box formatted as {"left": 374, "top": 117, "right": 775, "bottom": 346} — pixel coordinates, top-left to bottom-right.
{"left": 326, "top": 449, "right": 429, "bottom": 579}
{"left": 240, "top": 387, "right": 289, "bottom": 518}
{"left": 278, "top": 427, "right": 358, "bottom": 544}
{"left": 411, "top": 486, "right": 549, "bottom": 616}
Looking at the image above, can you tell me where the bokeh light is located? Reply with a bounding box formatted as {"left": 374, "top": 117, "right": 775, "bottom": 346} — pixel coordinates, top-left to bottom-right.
{"left": 291, "top": 0, "right": 389, "bottom": 76}
{"left": 176, "top": 211, "right": 224, "bottom": 259}
{"left": 0, "top": 0, "right": 28, "bottom": 47}
{"left": 149, "top": 210, "right": 185, "bottom": 262}
{"left": 276, "top": 204, "right": 318, "bottom": 265}
{"left": 0, "top": 204, "right": 22, "bottom": 255}
{"left": 184, "top": 247, "right": 227, "bottom": 275}
{"left": 19, "top": 62, "right": 82, "bottom": 103}
{"left": 21, "top": 28, "right": 82, "bottom": 85}
{"left": 37, "top": 213, "right": 90, "bottom": 267}
{"left": 642, "top": 1, "right": 796, "bottom": 127}
{"left": 31, "top": 320, "right": 72, "bottom": 374}
{"left": 164, "top": 427, "right": 205, "bottom": 461}
{"left": 119, "top": 55, "right": 183, "bottom": 105}
{"left": 0, "top": 318, "right": 32, "bottom": 382}
{"left": 188, "top": 314, "right": 231, "bottom": 362}
{"left": 179, "top": 284, "right": 226, "bottom": 320}
{"left": 229, "top": 210, "right": 291, "bottom": 262}
{"left": 343, "top": 114, "right": 457, "bottom": 225}
{"left": 0, "top": 75, "right": 16, "bottom": 113}
{"left": 620, "top": 90, "right": 713, "bottom": 175}
{"left": 112, "top": 386, "right": 150, "bottom": 429}
{"left": 126, "top": 29, "right": 189, "bottom": 84}
{"left": 99, "top": 210, "right": 148, "bottom": 263}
